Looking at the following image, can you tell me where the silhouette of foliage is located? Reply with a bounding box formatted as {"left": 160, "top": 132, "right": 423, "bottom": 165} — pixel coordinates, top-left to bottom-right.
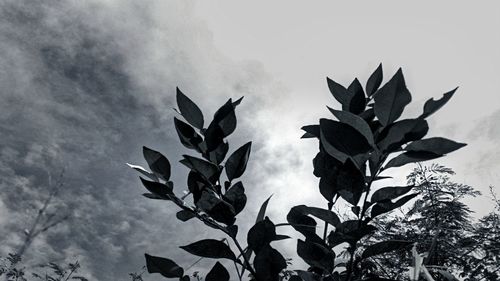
{"left": 129, "top": 65, "right": 467, "bottom": 281}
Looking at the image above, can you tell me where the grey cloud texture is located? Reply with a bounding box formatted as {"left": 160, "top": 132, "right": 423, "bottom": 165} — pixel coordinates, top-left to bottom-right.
{"left": 0, "top": 1, "right": 293, "bottom": 280}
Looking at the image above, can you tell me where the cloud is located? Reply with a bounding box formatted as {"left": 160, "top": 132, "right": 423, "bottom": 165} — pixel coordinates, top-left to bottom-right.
{"left": 0, "top": 1, "right": 296, "bottom": 280}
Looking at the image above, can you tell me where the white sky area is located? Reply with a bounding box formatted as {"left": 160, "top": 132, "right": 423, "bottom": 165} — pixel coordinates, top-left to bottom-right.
{"left": 192, "top": 1, "right": 500, "bottom": 216}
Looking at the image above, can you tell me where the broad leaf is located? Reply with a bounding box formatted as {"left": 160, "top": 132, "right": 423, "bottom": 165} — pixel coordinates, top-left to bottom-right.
{"left": 328, "top": 107, "right": 374, "bottom": 145}
{"left": 213, "top": 99, "right": 237, "bottom": 137}
{"left": 180, "top": 155, "right": 219, "bottom": 183}
{"left": 362, "top": 240, "right": 413, "bottom": 259}
{"left": 223, "top": 181, "right": 247, "bottom": 214}
{"left": 326, "top": 77, "right": 350, "bottom": 108}
{"left": 319, "top": 118, "right": 372, "bottom": 162}
{"left": 328, "top": 220, "right": 377, "bottom": 246}
{"left": 254, "top": 245, "right": 287, "bottom": 281}
{"left": 294, "top": 205, "right": 340, "bottom": 228}
{"left": 366, "top": 63, "right": 383, "bottom": 96}
{"left": 205, "top": 262, "right": 229, "bottom": 281}
{"left": 371, "top": 186, "right": 414, "bottom": 202}
{"left": 373, "top": 68, "right": 412, "bottom": 126}
{"left": 297, "top": 239, "right": 335, "bottom": 272}
{"left": 405, "top": 137, "right": 466, "bottom": 155}
{"left": 225, "top": 142, "right": 252, "bottom": 181}
{"left": 371, "top": 193, "right": 418, "bottom": 218}
{"left": 207, "top": 141, "right": 229, "bottom": 164}
{"left": 176, "top": 87, "right": 204, "bottom": 129}
{"left": 144, "top": 254, "right": 183, "bottom": 278}
{"left": 346, "top": 78, "right": 366, "bottom": 114}
{"left": 384, "top": 151, "right": 443, "bottom": 169}
{"left": 376, "top": 118, "right": 428, "bottom": 152}
{"left": 287, "top": 206, "right": 322, "bottom": 244}
{"left": 196, "top": 190, "right": 236, "bottom": 225}
{"left": 180, "top": 239, "right": 236, "bottom": 261}
{"left": 421, "top": 87, "right": 457, "bottom": 119}
{"left": 174, "top": 118, "right": 203, "bottom": 151}
{"left": 176, "top": 210, "right": 196, "bottom": 222}
{"left": 140, "top": 178, "right": 173, "bottom": 199}
{"left": 143, "top": 146, "right": 171, "bottom": 181}
{"left": 126, "top": 163, "right": 159, "bottom": 182}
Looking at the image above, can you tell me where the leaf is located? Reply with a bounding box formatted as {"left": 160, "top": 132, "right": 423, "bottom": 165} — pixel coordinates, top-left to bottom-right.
{"left": 373, "top": 68, "right": 412, "bottom": 126}
{"left": 144, "top": 254, "right": 184, "bottom": 278}
{"left": 225, "top": 142, "right": 252, "bottom": 181}
{"left": 174, "top": 118, "right": 203, "bottom": 151}
{"left": 371, "top": 193, "right": 418, "bottom": 218}
{"left": 376, "top": 118, "right": 428, "bottom": 152}
{"left": 256, "top": 195, "right": 273, "bottom": 223}
{"left": 207, "top": 141, "right": 229, "bottom": 164}
{"left": 317, "top": 158, "right": 365, "bottom": 205}
{"left": 294, "top": 205, "right": 340, "bottom": 228}
{"left": 328, "top": 220, "right": 377, "bottom": 246}
{"left": 180, "top": 239, "right": 236, "bottom": 261}
{"left": 232, "top": 96, "right": 244, "bottom": 107}
{"left": 176, "top": 210, "right": 196, "bottom": 222}
{"left": 362, "top": 240, "right": 413, "bottom": 259}
{"left": 223, "top": 181, "right": 247, "bottom": 214}
{"left": 213, "top": 99, "right": 237, "bottom": 137}
{"left": 140, "top": 178, "right": 173, "bottom": 199}
{"left": 297, "top": 239, "right": 335, "bottom": 272}
{"left": 301, "top": 124, "right": 320, "bottom": 139}
{"left": 405, "top": 137, "right": 467, "bottom": 155}
{"left": 203, "top": 120, "right": 225, "bottom": 152}
{"left": 205, "top": 262, "right": 229, "bottom": 281}
{"left": 328, "top": 107, "right": 374, "bottom": 145}
{"left": 196, "top": 190, "right": 236, "bottom": 225}
{"left": 384, "top": 151, "right": 443, "bottom": 169}
{"left": 421, "top": 87, "right": 457, "bottom": 119}
{"left": 287, "top": 206, "right": 324, "bottom": 245}
{"left": 346, "top": 78, "right": 366, "bottom": 114}
{"left": 366, "top": 63, "right": 383, "bottom": 96}
{"left": 319, "top": 118, "right": 372, "bottom": 161}
{"left": 180, "top": 155, "right": 220, "bottom": 183}
{"left": 247, "top": 217, "right": 277, "bottom": 252}
{"left": 326, "top": 77, "right": 350, "bottom": 108}
{"left": 254, "top": 245, "right": 287, "bottom": 281}
{"left": 143, "top": 146, "right": 171, "bottom": 181}
{"left": 371, "top": 186, "right": 414, "bottom": 202}
{"left": 126, "top": 163, "right": 159, "bottom": 182}
{"left": 176, "top": 87, "right": 204, "bottom": 129}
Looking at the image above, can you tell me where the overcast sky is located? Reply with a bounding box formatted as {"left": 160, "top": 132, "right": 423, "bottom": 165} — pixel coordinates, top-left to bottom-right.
{"left": 0, "top": 1, "right": 499, "bottom": 280}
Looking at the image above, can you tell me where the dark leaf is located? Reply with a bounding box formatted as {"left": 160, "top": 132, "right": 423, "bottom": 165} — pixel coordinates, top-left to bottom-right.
{"left": 223, "top": 181, "right": 247, "bottom": 214}
{"left": 287, "top": 206, "right": 325, "bottom": 245}
{"left": 142, "top": 193, "right": 163, "bottom": 200}
{"left": 326, "top": 77, "right": 350, "bottom": 108}
{"left": 405, "top": 137, "right": 467, "bottom": 155}
{"left": 301, "top": 125, "right": 320, "bottom": 139}
{"left": 196, "top": 190, "right": 236, "bottom": 225}
{"left": 143, "top": 146, "right": 171, "bottom": 181}
{"left": 204, "top": 120, "right": 225, "bottom": 152}
{"left": 174, "top": 118, "right": 203, "bottom": 152}
{"left": 176, "top": 210, "right": 196, "bottom": 222}
{"left": 207, "top": 141, "right": 229, "bottom": 164}
{"left": 180, "top": 239, "right": 236, "bottom": 261}
{"left": 289, "top": 276, "right": 303, "bottom": 281}
{"left": 294, "top": 205, "right": 340, "bottom": 228}
{"left": 328, "top": 108, "right": 374, "bottom": 145}
{"left": 371, "top": 193, "right": 418, "bottom": 218}
{"left": 180, "top": 155, "right": 220, "bottom": 183}
{"left": 373, "top": 68, "right": 412, "bottom": 126}
{"left": 254, "top": 245, "right": 287, "bottom": 281}
{"left": 225, "top": 142, "right": 252, "bottom": 181}
{"left": 370, "top": 186, "right": 414, "bottom": 202}
{"left": 205, "top": 262, "right": 229, "bottom": 281}
{"left": 297, "top": 239, "right": 335, "bottom": 272}
{"left": 180, "top": 276, "right": 190, "bottom": 281}
{"left": 362, "top": 240, "right": 413, "bottom": 259}
{"left": 317, "top": 158, "right": 365, "bottom": 205}
{"left": 256, "top": 195, "right": 273, "bottom": 223}
{"left": 127, "top": 163, "right": 159, "bottom": 182}
{"left": 187, "top": 171, "right": 208, "bottom": 203}
{"left": 384, "top": 151, "right": 443, "bottom": 169}
{"left": 366, "top": 63, "right": 383, "bottom": 96}
{"left": 176, "top": 87, "right": 204, "bottom": 129}
{"left": 247, "top": 217, "right": 277, "bottom": 252}
{"left": 144, "top": 254, "right": 184, "bottom": 278}
{"left": 421, "top": 87, "right": 457, "bottom": 119}
{"left": 328, "top": 220, "right": 377, "bottom": 246}
{"left": 140, "top": 178, "right": 173, "bottom": 199}
{"left": 376, "top": 118, "right": 428, "bottom": 152}
{"left": 347, "top": 78, "right": 366, "bottom": 114}
{"left": 319, "top": 118, "right": 372, "bottom": 161}
{"left": 213, "top": 99, "right": 237, "bottom": 137}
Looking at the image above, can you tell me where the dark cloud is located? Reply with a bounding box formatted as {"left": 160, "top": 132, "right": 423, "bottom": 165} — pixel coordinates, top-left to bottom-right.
{"left": 0, "top": 1, "right": 291, "bottom": 280}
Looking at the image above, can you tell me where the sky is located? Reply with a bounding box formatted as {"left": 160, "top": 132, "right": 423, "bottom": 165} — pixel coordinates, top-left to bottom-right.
{"left": 0, "top": 1, "right": 499, "bottom": 280}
